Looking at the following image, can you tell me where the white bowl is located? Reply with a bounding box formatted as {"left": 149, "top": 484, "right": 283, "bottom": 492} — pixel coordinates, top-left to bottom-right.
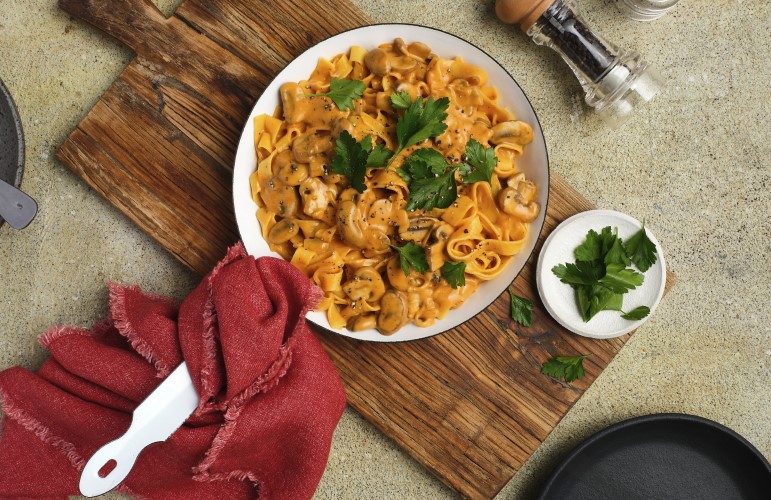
{"left": 536, "top": 210, "right": 666, "bottom": 339}
{"left": 232, "top": 24, "right": 550, "bottom": 342}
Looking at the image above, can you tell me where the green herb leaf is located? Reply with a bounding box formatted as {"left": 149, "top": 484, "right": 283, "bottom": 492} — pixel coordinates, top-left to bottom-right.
{"left": 366, "top": 143, "right": 393, "bottom": 168}
{"left": 397, "top": 148, "right": 458, "bottom": 211}
{"left": 621, "top": 306, "right": 651, "bottom": 320}
{"left": 390, "top": 242, "right": 429, "bottom": 276}
{"left": 460, "top": 139, "right": 497, "bottom": 184}
{"left": 441, "top": 261, "right": 466, "bottom": 288}
{"left": 509, "top": 290, "right": 533, "bottom": 327}
{"left": 552, "top": 261, "right": 605, "bottom": 287}
{"left": 555, "top": 225, "right": 655, "bottom": 323}
{"left": 578, "top": 285, "right": 624, "bottom": 321}
{"left": 541, "top": 354, "right": 590, "bottom": 383}
{"left": 574, "top": 229, "right": 603, "bottom": 262}
{"left": 331, "top": 131, "right": 366, "bottom": 192}
{"left": 304, "top": 78, "right": 366, "bottom": 111}
{"left": 604, "top": 237, "right": 631, "bottom": 266}
{"left": 331, "top": 131, "right": 391, "bottom": 193}
{"left": 599, "top": 263, "right": 644, "bottom": 293}
{"left": 390, "top": 96, "right": 450, "bottom": 166}
{"left": 624, "top": 222, "right": 658, "bottom": 272}
{"left": 390, "top": 92, "right": 412, "bottom": 110}
{"left": 405, "top": 171, "right": 457, "bottom": 211}
{"left": 398, "top": 147, "right": 450, "bottom": 184}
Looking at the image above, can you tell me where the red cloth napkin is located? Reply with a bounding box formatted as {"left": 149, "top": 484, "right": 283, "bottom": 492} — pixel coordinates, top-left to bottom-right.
{"left": 0, "top": 244, "right": 346, "bottom": 499}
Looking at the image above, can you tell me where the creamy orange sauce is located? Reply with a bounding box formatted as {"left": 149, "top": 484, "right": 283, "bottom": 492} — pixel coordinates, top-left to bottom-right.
{"left": 250, "top": 39, "right": 539, "bottom": 335}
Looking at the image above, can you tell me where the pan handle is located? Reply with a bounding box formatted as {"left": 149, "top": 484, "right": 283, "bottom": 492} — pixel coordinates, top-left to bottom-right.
{"left": 0, "top": 179, "right": 37, "bottom": 230}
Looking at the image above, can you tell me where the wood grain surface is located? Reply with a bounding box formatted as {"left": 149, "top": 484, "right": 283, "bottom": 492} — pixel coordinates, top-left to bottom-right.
{"left": 56, "top": 1, "right": 674, "bottom": 497}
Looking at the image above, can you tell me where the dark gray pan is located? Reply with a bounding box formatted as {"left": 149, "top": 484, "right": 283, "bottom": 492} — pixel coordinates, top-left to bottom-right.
{"left": 0, "top": 78, "right": 26, "bottom": 229}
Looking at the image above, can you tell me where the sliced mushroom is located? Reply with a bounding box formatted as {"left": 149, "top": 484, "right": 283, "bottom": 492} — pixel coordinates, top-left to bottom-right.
{"left": 274, "top": 150, "right": 309, "bottom": 186}
{"left": 267, "top": 218, "right": 299, "bottom": 244}
{"left": 516, "top": 179, "right": 537, "bottom": 203}
{"left": 393, "top": 38, "right": 408, "bottom": 56}
{"left": 377, "top": 289, "right": 409, "bottom": 335}
{"left": 364, "top": 48, "right": 391, "bottom": 76}
{"left": 292, "top": 132, "right": 333, "bottom": 163}
{"left": 497, "top": 186, "right": 539, "bottom": 222}
{"left": 489, "top": 120, "right": 535, "bottom": 145}
{"left": 261, "top": 176, "right": 299, "bottom": 217}
{"left": 342, "top": 266, "right": 386, "bottom": 302}
{"left": 407, "top": 41, "right": 432, "bottom": 60}
{"left": 336, "top": 199, "right": 390, "bottom": 251}
{"left": 425, "top": 222, "right": 453, "bottom": 271}
{"left": 399, "top": 217, "right": 438, "bottom": 244}
{"left": 347, "top": 314, "right": 377, "bottom": 332}
{"left": 391, "top": 56, "right": 417, "bottom": 73}
{"left": 505, "top": 172, "right": 525, "bottom": 188}
{"left": 300, "top": 177, "right": 335, "bottom": 220}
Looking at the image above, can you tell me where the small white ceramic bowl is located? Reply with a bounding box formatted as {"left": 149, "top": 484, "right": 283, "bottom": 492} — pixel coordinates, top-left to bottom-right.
{"left": 536, "top": 210, "right": 666, "bottom": 339}
{"left": 233, "top": 24, "right": 550, "bottom": 342}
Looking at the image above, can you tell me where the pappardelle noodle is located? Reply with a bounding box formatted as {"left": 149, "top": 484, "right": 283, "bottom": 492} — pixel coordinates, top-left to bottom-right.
{"left": 250, "top": 38, "right": 540, "bottom": 335}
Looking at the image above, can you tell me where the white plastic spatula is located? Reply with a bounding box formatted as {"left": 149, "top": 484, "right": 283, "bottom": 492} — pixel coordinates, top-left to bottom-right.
{"left": 79, "top": 362, "right": 200, "bottom": 497}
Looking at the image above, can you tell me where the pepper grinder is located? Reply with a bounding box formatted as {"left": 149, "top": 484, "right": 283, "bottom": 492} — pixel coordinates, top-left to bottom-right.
{"left": 496, "top": 0, "right": 664, "bottom": 128}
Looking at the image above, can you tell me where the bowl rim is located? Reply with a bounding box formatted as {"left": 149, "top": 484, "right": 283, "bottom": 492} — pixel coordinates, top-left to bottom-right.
{"left": 232, "top": 23, "right": 551, "bottom": 343}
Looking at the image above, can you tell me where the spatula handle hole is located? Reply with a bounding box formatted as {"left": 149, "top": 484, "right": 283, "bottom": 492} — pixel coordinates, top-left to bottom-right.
{"left": 98, "top": 459, "right": 117, "bottom": 478}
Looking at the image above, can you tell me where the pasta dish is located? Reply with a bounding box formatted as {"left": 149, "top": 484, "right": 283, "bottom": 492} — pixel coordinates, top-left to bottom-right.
{"left": 250, "top": 38, "right": 539, "bottom": 335}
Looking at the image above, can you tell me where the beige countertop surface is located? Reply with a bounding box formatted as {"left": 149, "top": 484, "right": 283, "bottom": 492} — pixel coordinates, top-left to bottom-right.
{"left": 0, "top": 0, "right": 768, "bottom": 498}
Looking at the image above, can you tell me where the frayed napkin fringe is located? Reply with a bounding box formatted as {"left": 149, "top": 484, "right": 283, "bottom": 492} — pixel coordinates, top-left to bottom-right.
{"left": 108, "top": 282, "right": 173, "bottom": 378}
{"left": 0, "top": 388, "right": 85, "bottom": 471}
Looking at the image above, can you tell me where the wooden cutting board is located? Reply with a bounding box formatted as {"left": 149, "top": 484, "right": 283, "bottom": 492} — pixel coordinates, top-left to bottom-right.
{"left": 56, "top": 0, "right": 674, "bottom": 497}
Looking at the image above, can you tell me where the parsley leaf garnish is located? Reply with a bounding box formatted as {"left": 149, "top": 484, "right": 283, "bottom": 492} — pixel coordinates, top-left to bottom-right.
{"left": 541, "top": 354, "right": 590, "bottom": 383}
{"left": 623, "top": 222, "right": 658, "bottom": 272}
{"left": 406, "top": 171, "right": 458, "bottom": 211}
{"left": 331, "top": 131, "right": 392, "bottom": 193}
{"left": 303, "top": 78, "right": 366, "bottom": 111}
{"left": 573, "top": 228, "right": 603, "bottom": 262}
{"left": 390, "top": 242, "right": 429, "bottom": 276}
{"left": 552, "top": 261, "right": 605, "bottom": 286}
{"left": 366, "top": 143, "right": 393, "bottom": 168}
{"left": 621, "top": 306, "right": 651, "bottom": 320}
{"left": 460, "top": 139, "right": 497, "bottom": 184}
{"left": 551, "top": 225, "right": 654, "bottom": 322}
{"left": 390, "top": 92, "right": 412, "bottom": 110}
{"left": 396, "top": 147, "right": 448, "bottom": 184}
{"left": 599, "top": 263, "right": 644, "bottom": 293}
{"left": 509, "top": 290, "right": 533, "bottom": 327}
{"left": 398, "top": 148, "right": 459, "bottom": 211}
{"left": 389, "top": 95, "right": 450, "bottom": 167}
{"left": 577, "top": 285, "right": 623, "bottom": 322}
{"left": 441, "top": 261, "right": 466, "bottom": 288}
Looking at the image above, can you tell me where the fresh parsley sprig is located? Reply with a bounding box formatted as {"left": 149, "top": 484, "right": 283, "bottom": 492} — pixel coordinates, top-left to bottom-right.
{"left": 621, "top": 306, "right": 651, "bottom": 320}
{"left": 390, "top": 242, "right": 429, "bottom": 276}
{"left": 623, "top": 222, "right": 657, "bottom": 272}
{"left": 551, "top": 225, "right": 658, "bottom": 322}
{"left": 396, "top": 140, "right": 498, "bottom": 212}
{"left": 331, "top": 131, "right": 392, "bottom": 193}
{"left": 390, "top": 92, "right": 412, "bottom": 110}
{"left": 461, "top": 139, "right": 497, "bottom": 184}
{"left": 303, "top": 78, "right": 366, "bottom": 111}
{"left": 388, "top": 95, "right": 450, "bottom": 167}
{"left": 398, "top": 148, "right": 463, "bottom": 211}
{"left": 509, "top": 290, "right": 533, "bottom": 327}
{"left": 541, "top": 354, "right": 590, "bottom": 383}
{"left": 441, "top": 261, "right": 466, "bottom": 288}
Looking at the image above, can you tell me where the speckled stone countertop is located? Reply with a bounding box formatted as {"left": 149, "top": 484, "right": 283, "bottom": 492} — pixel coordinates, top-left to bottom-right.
{"left": 0, "top": 0, "right": 768, "bottom": 498}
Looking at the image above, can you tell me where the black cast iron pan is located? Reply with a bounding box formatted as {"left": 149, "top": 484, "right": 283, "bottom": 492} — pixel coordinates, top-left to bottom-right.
{"left": 538, "top": 413, "right": 771, "bottom": 500}
{"left": 0, "top": 78, "right": 36, "bottom": 229}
